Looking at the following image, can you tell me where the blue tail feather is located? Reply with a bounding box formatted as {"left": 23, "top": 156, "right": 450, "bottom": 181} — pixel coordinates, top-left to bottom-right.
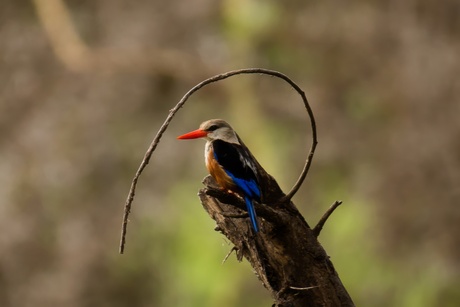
{"left": 244, "top": 196, "right": 259, "bottom": 233}
{"left": 222, "top": 171, "right": 261, "bottom": 232}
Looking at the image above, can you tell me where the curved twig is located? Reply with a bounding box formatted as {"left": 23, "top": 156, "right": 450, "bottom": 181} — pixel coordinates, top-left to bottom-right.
{"left": 119, "top": 68, "right": 316, "bottom": 253}
{"left": 281, "top": 90, "right": 317, "bottom": 202}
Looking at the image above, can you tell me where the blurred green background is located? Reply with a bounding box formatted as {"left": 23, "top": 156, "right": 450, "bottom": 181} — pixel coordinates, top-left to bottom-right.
{"left": 1, "top": 0, "right": 459, "bottom": 306}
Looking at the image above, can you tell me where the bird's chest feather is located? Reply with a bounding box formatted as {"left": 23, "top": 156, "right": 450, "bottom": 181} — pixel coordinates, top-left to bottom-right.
{"left": 205, "top": 145, "right": 236, "bottom": 191}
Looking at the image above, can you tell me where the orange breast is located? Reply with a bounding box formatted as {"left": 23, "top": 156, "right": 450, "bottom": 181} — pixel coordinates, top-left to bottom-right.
{"left": 206, "top": 147, "right": 237, "bottom": 191}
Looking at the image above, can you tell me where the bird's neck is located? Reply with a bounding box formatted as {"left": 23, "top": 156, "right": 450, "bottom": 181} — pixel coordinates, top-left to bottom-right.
{"left": 212, "top": 132, "right": 240, "bottom": 145}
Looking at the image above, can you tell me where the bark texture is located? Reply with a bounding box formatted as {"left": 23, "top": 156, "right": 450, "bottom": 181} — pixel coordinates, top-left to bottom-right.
{"left": 199, "top": 171, "right": 354, "bottom": 307}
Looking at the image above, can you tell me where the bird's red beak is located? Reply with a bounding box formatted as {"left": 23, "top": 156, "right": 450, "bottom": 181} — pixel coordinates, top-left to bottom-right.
{"left": 177, "top": 129, "right": 207, "bottom": 140}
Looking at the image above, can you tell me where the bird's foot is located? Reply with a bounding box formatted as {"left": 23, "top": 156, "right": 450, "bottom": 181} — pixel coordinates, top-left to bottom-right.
{"left": 220, "top": 212, "right": 248, "bottom": 218}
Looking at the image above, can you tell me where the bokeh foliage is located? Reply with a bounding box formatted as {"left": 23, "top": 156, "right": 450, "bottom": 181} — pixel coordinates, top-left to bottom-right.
{"left": 1, "top": 0, "right": 459, "bottom": 306}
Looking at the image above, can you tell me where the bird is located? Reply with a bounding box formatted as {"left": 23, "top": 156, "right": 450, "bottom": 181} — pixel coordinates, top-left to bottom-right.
{"left": 177, "top": 119, "right": 262, "bottom": 233}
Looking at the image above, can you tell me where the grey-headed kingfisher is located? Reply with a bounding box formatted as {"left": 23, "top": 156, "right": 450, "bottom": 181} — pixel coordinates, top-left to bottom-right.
{"left": 177, "top": 119, "right": 262, "bottom": 232}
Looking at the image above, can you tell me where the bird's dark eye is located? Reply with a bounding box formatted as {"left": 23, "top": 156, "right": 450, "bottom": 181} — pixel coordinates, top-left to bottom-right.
{"left": 207, "top": 125, "right": 219, "bottom": 131}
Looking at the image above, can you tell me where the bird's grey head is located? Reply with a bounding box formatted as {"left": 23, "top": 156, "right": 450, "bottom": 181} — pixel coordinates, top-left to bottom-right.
{"left": 199, "top": 119, "right": 239, "bottom": 144}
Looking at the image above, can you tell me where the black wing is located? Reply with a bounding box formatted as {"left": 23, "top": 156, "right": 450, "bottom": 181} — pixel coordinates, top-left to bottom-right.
{"left": 212, "top": 139, "right": 260, "bottom": 186}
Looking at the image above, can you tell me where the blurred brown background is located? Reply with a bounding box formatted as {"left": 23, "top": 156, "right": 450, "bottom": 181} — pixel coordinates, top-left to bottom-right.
{"left": 1, "top": 0, "right": 459, "bottom": 306}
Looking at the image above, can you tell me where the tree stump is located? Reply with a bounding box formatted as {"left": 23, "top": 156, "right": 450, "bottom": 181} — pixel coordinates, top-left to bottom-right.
{"left": 199, "top": 173, "right": 354, "bottom": 307}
